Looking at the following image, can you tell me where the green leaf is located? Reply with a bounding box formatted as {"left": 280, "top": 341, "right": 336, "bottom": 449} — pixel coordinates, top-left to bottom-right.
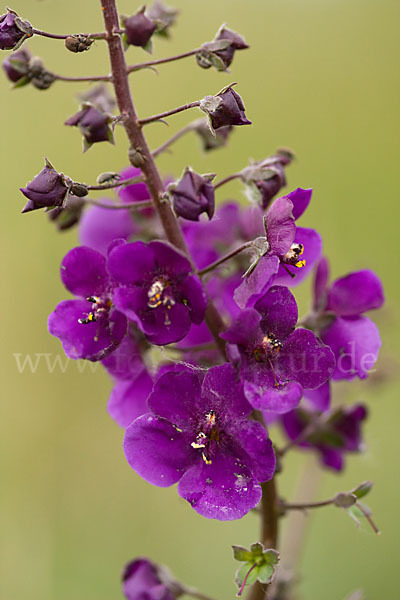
{"left": 351, "top": 481, "right": 373, "bottom": 499}
{"left": 232, "top": 546, "right": 253, "bottom": 562}
{"left": 12, "top": 76, "right": 30, "bottom": 89}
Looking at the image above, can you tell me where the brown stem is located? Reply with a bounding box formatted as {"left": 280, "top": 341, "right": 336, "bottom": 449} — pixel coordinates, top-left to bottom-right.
{"left": 127, "top": 49, "right": 200, "bottom": 73}
{"left": 139, "top": 101, "right": 201, "bottom": 126}
{"left": 197, "top": 241, "right": 254, "bottom": 276}
{"left": 152, "top": 122, "right": 197, "bottom": 158}
{"left": 214, "top": 172, "right": 242, "bottom": 189}
{"left": 100, "top": 0, "right": 226, "bottom": 356}
{"left": 54, "top": 73, "right": 112, "bottom": 83}
{"left": 281, "top": 498, "right": 333, "bottom": 511}
{"left": 87, "top": 174, "right": 144, "bottom": 191}
{"left": 32, "top": 28, "right": 110, "bottom": 40}
{"left": 246, "top": 479, "right": 279, "bottom": 600}
{"left": 84, "top": 198, "right": 153, "bottom": 210}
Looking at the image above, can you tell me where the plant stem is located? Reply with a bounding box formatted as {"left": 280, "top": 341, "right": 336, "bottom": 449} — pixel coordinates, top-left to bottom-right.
{"left": 100, "top": 0, "right": 226, "bottom": 356}
{"left": 139, "top": 101, "right": 201, "bottom": 126}
{"left": 127, "top": 49, "right": 200, "bottom": 73}
{"left": 54, "top": 73, "right": 112, "bottom": 83}
{"left": 214, "top": 172, "right": 242, "bottom": 189}
{"left": 87, "top": 174, "right": 144, "bottom": 191}
{"left": 152, "top": 122, "right": 197, "bottom": 157}
{"left": 84, "top": 198, "right": 153, "bottom": 210}
{"left": 246, "top": 479, "right": 279, "bottom": 600}
{"left": 32, "top": 28, "right": 109, "bottom": 40}
{"left": 281, "top": 498, "right": 333, "bottom": 511}
{"left": 197, "top": 241, "right": 254, "bottom": 276}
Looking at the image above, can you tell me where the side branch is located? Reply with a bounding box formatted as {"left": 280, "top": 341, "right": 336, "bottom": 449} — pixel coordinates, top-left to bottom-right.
{"left": 139, "top": 101, "right": 201, "bottom": 126}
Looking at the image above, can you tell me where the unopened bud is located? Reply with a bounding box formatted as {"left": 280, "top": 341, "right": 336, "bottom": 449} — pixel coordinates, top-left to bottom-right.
{"left": 129, "top": 146, "right": 146, "bottom": 168}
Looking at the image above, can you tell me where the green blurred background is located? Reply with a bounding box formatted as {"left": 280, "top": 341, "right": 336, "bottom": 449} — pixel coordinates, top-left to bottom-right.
{"left": 1, "top": 0, "right": 399, "bottom": 598}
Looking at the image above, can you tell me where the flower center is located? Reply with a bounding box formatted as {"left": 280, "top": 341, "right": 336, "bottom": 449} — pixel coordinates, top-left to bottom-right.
{"left": 78, "top": 295, "right": 112, "bottom": 325}
{"left": 282, "top": 243, "right": 305, "bottom": 268}
{"left": 147, "top": 276, "right": 176, "bottom": 325}
{"left": 191, "top": 410, "right": 220, "bottom": 465}
{"left": 253, "top": 333, "right": 283, "bottom": 362}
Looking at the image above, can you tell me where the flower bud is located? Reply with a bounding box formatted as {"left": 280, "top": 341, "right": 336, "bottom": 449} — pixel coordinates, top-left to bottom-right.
{"left": 79, "top": 85, "right": 116, "bottom": 114}
{"left": 197, "top": 25, "right": 248, "bottom": 71}
{"left": 193, "top": 119, "right": 233, "bottom": 151}
{"left": 242, "top": 150, "right": 294, "bottom": 209}
{"left": 47, "top": 195, "right": 85, "bottom": 231}
{"left": 28, "top": 56, "right": 55, "bottom": 90}
{"left": 122, "top": 558, "right": 179, "bottom": 600}
{"left": 145, "top": 1, "right": 178, "bottom": 38}
{"left": 20, "top": 159, "right": 69, "bottom": 213}
{"left": 128, "top": 145, "right": 146, "bottom": 168}
{"left": 2, "top": 47, "right": 30, "bottom": 82}
{"left": 65, "top": 104, "right": 114, "bottom": 151}
{"left": 0, "top": 10, "right": 32, "bottom": 51}
{"left": 123, "top": 7, "right": 156, "bottom": 50}
{"left": 170, "top": 167, "right": 215, "bottom": 221}
{"left": 200, "top": 84, "right": 251, "bottom": 130}
{"left": 65, "top": 34, "right": 93, "bottom": 53}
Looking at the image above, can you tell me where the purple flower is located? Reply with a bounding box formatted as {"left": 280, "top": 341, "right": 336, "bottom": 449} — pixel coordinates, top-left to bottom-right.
{"left": 79, "top": 199, "right": 138, "bottom": 255}
{"left": 108, "top": 240, "right": 207, "bottom": 345}
{"left": 122, "top": 558, "right": 176, "bottom": 600}
{"left": 20, "top": 161, "right": 69, "bottom": 213}
{"left": 170, "top": 167, "right": 215, "bottom": 221}
{"left": 281, "top": 403, "right": 368, "bottom": 471}
{"left": 313, "top": 258, "right": 384, "bottom": 380}
{"left": 65, "top": 105, "right": 113, "bottom": 150}
{"left": 0, "top": 11, "right": 31, "bottom": 51}
{"left": 123, "top": 8, "right": 156, "bottom": 48}
{"left": 2, "top": 47, "right": 30, "bottom": 82}
{"left": 102, "top": 335, "right": 153, "bottom": 428}
{"left": 222, "top": 286, "right": 335, "bottom": 414}
{"left": 124, "top": 364, "right": 276, "bottom": 520}
{"left": 48, "top": 246, "right": 127, "bottom": 361}
{"left": 234, "top": 189, "right": 322, "bottom": 307}
{"left": 200, "top": 86, "right": 251, "bottom": 130}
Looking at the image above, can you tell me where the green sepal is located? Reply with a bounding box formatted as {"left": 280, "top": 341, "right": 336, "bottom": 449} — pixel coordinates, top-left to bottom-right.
{"left": 351, "top": 481, "right": 373, "bottom": 500}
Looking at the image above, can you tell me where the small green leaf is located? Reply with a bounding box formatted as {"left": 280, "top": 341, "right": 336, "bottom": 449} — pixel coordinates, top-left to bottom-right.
{"left": 232, "top": 546, "right": 253, "bottom": 562}
{"left": 12, "top": 76, "right": 30, "bottom": 89}
{"left": 351, "top": 481, "right": 373, "bottom": 499}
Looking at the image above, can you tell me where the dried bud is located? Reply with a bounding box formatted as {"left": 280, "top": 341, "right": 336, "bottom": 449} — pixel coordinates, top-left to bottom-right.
{"left": 20, "top": 159, "right": 69, "bottom": 213}
{"left": 0, "top": 10, "right": 32, "bottom": 51}
{"left": 28, "top": 56, "right": 55, "bottom": 90}
{"left": 242, "top": 151, "right": 294, "bottom": 209}
{"left": 123, "top": 7, "right": 156, "bottom": 50}
{"left": 170, "top": 167, "right": 215, "bottom": 221}
{"left": 65, "top": 34, "right": 94, "bottom": 53}
{"left": 2, "top": 47, "right": 30, "bottom": 82}
{"left": 79, "top": 85, "right": 116, "bottom": 114}
{"left": 65, "top": 104, "right": 114, "bottom": 151}
{"left": 197, "top": 25, "right": 248, "bottom": 71}
{"left": 193, "top": 119, "right": 233, "bottom": 151}
{"left": 145, "top": 1, "right": 178, "bottom": 38}
{"left": 200, "top": 84, "right": 251, "bottom": 130}
{"left": 48, "top": 195, "right": 85, "bottom": 231}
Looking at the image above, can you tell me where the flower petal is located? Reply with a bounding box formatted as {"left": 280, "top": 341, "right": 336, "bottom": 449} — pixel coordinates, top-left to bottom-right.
{"left": 180, "top": 275, "right": 207, "bottom": 324}
{"left": 286, "top": 187, "right": 312, "bottom": 220}
{"left": 108, "top": 369, "right": 153, "bottom": 428}
{"left": 326, "top": 270, "right": 384, "bottom": 316}
{"left": 177, "top": 452, "right": 261, "bottom": 520}
{"left": 48, "top": 300, "right": 126, "bottom": 361}
{"left": 79, "top": 202, "right": 136, "bottom": 256}
{"left": 234, "top": 254, "right": 280, "bottom": 308}
{"left": 304, "top": 381, "right": 331, "bottom": 412}
{"left": 313, "top": 256, "right": 330, "bottom": 311}
{"left": 244, "top": 375, "right": 303, "bottom": 414}
{"left": 147, "top": 367, "right": 203, "bottom": 428}
{"left": 275, "top": 227, "right": 322, "bottom": 286}
{"left": 235, "top": 420, "right": 276, "bottom": 482}
{"left": 277, "top": 328, "right": 335, "bottom": 389}
{"left": 321, "top": 316, "right": 381, "bottom": 380}
{"left": 202, "top": 363, "right": 252, "bottom": 419}
{"left": 265, "top": 196, "right": 296, "bottom": 255}
{"left": 150, "top": 240, "right": 192, "bottom": 276}
{"left": 221, "top": 308, "right": 262, "bottom": 347}
{"left": 254, "top": 285, "right": 298, "bottom": 340}
{"left": 140, "top": 303, "right": 192, "bottom": 345}
{"left": 60, "top": 246, "right": 109, "bottom": 297}
{"left": 107, "top": 241, "right": 155, "bottom": 285}
{"left": 123, "top": 414, "right": 194, "bottom": 487}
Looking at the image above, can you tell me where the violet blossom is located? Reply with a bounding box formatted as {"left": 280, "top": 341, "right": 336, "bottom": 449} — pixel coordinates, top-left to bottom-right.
{"left": 48, "top": 245, "right": 127, "bottom": 361}
{"left": 311, "top": 258, "right": 384, "bottom": 380}
{"left": 124, "top": 364, "right": 276, "bottom": 520}
{"left": 107, "top": 240, "right": 207, "bottom": 345}
{"left": 65, "top": 104, "right": 113, "bottom": 150}
{"left": 200, "top": 86, "right": 251, "bottom": 130}
{"left": 0, "top": 11, "right": 31, "bottom": 51}
{"left": 20, "top": 161, "right": 69, "bottom": 213}
{"left": 122, "top": 558, "right": 176, "bottom": 600}
{"left": 281, "top": 403, "right": 368, "bottom": 471}
{"left": 170, "top": 167, "right": 215, "bottom": 221}
{"left": 221, "top": 286, "right": 335, "bottom": 414}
